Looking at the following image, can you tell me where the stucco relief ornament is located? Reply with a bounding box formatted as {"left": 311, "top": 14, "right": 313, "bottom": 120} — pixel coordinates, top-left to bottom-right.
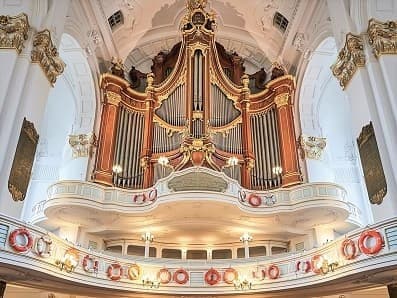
{"left": 0, "top": 13, "right": 29, "bottom": 54}
{"left": 31, "top": 29, "right": 65, "bottom": 86}
{"left": 299, "top": 135, "right": 327, "bottom": 160}
{"left": 331, "top": 33, "right": 365, "bottom": 90}
{"left": 187, "top": 0, "right": 208, "bottom": 10}
{"left": 368, "top": 18, "right": 397, "bottom": 58}
{"left": 69, "top": 133, "right": 96, "bottom": 158}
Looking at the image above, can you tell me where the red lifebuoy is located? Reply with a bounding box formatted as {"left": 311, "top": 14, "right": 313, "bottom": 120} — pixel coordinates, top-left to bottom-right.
{"left": 248, "top": 194, "right": 262, "bottom": 207}
{"left": 311, "top": 255, "right": 324, "bottom": 274}
{"left": 133, "top": 194, "right": 146, "bottom": 204}
{"left": 358, "top": 230, "right": 384, "bottom": 255}
{"left": 107, "top": 263, "right": 123, "bottom": 281}
{"left": 173, "top": 268, "right": 189, "bottom": 284}
{"left": 158, "top": 268, "right": 172, "bottom": 284}
{"left": 145, "top": 188, "right": 158, "bottom": 201}
{"left": 267, "top": 264, "right": 280, "bottom": 279}
{"left": 205, "top": 268, "right": 221, "bottom": 285}
{"left": 223, "top": 268, "right": 238, "bottom": 284}
{"left": 296, "top": 260, "right": 311, "bottom": 273}
{"left": 9, "top": 228, "right": 33, "bottom": 253}
{"left": 341, "top": 238, "right": 357, "bottom": 260}
{"left": 83, "top": 255, "right": 99, "bottom": 273}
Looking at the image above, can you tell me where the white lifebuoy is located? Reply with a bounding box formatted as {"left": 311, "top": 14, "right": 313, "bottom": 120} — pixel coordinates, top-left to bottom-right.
{"left": 83, "top": 255, "right": 99, "bottom": 273}
{"left": 296, "top": 260, "right": 311, "bottom": 273}
{"left": 35, "top": 235, "right": 53, "bottom": 258}
{"left": 146, "top": 188, "right": 158, "bottom": 201}
{"left": 223, "top": 268, "right": 238, "bottom": 284}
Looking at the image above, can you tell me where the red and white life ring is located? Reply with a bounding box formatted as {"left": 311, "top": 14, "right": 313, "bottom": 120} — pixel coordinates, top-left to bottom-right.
{"left": 252, "top": 269, "right": 266, "bottom": 280}
{"left": 341, "top": 238, "right": 357, "bottom": 260}
{"left": 145, "top": 188, "right": 158, "bottom": 202}
{"left": 133, "top": 194, "right": 146, "bottom": 204}
{"left": 223, "top": 268, "right": 238, "bottom": 284}
{"left": 9, "top": 228, "right": 33, "bottom": 253}
{"left": 173, "top": 268, "right": 189, "bottom": 284}
{"left": 205, "top": 268, "right": 221, "bottom": 285}
{"left": 127, "top": 264, "right": 141, "bottom": 280}
{"left": 311, "top": 255, "right": 324, "bottom": 274}
{"left": 296, "top": 260, "right": 311, "bottom": 273}
{"left": 158, "top": 268, "right": 172, "bottom": 284}
{"left": 35, "top": 235, "right": 53, "bottom": 258}
{"left": 267, "top": 264, "right": 280, "bottom": 279}
{"left": 83, "top": 255, "right": 99, "bottom": 273}
{"left": 107, "top": 263, "right": 123, "bottom": 281}
{"left": 358, "top": 230, "right": 384, "bottom": 255}
{"left": 248, "top": 194, "right": 262, "bottom": 207}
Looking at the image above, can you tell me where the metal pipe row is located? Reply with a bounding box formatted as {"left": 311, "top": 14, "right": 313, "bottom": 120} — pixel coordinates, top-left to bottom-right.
{"left": 152, "top": 123, "right": 182, "bottom": 153}
{"left": 193, "top": 50, "right": 203, "bottom": 111}
{"left": 155, "top": 84, "right": 186, "bottom": 126}
{"left": 210, "top": 84, "right": 240, "bottom": 127}
{"left": 211, "top": 124, "right": 242, "bottom": 154}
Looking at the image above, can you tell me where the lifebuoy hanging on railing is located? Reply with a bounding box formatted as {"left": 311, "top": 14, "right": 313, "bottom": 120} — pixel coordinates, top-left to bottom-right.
{"left": 107, "top": 263, "right": 123, "bottom": 281}
{"left": 248, "top": 194, "right": 262, "bottom": 207}
{"left": 35, "top": 235, "right": 53, "bottom": 258}
{"left": 158, "top": 268, "right": 172, "bottom": 284}
{"left": 311, "top": 255, "right": 324, "bottom": 274}
{"left": 173, "top": 268, "right": 189, "bottom": 284}
{"left": 296, "top": 260, "right": 311, "bottom": 273}
{"left": 83, "top": 255, "right": 99, "bottom": 273}
{"left": 127, "top": 264, "right": 141, "bottom": 280}
{"left": 205, "top": 268, "right": 221, "bottom": 285}
{"left": 223, "top": 268, "right": 238, "bottom": 284}
{"left": 9, "top": 228, "right": 33, "bottom": 253}
{"left": 267, "top": 264, "right": 280, "bottom": 279}
{"left": 341, "top": 238, "right": 357, "bottom": 260}
{"left": 252, "top": 268, "right": 266, "bottom": 280}
{"left": 358, "top": 230, "right": 384, "bottom": 255}
{"left": 145, "top": 188, "right": 158, "bottom": 202}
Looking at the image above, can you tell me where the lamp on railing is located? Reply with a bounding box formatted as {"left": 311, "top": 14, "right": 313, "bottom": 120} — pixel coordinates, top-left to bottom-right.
{"left": 142, "top": 276, "right": 160, "bottom": 289}
{"left": 272, "top": 165, "right": 282, "bottom": 176}
{"left": 233, "top": 277, "right": 252, "bottom": 290}
{"left": 141, "top": 232, "right": 154, "bottom": 258}
{"left": 55, "top": 248, "right": 79, "bottom": 273}
{"left": 227, "top": 156, "right": 239, "bottom": 179}
{"left": 240, "top": 232, "right": 252, "bottom": 258}
{"left": 112, "top": 164, "right": 123, "bottom": 175}
{"left": 157, "top": 156, "right": 169, "bottom": 177}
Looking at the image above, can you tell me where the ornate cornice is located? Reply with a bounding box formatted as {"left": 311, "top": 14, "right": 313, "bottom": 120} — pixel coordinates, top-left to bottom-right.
{"left": 331, "top": 33, "right": 365, "bottom": 90}
{"left": 31, "top": 29, "right": 65, "bottom": 86}
{"left": 299, "top": 135, "right": 327, "bottom": 160}
{"left": 0, "top": 13, "right": 29, "bottom": 54}
{"left": 105, "top": 91, "right": 122, "bottom": 106}
{"left": 274, "top": 93, "right": 289, "bottom": 107}
{"left": 69, "top": 133, "right": 95, "bottom": 158}
{"left": 368, "top": 18, "right": 397, "bottom": 58}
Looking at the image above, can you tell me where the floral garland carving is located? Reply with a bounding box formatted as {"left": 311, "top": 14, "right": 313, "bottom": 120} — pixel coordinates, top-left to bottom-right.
{"left": 368, "top": 18, "right": 397, "bottom": 58}
{"left": 331, "top": 33, "right": 365, "bottom": 90}
{"left": 31, "top": 29, "right": 65, "bottom": 85}
{"left": 299, "top": 135, "right": 327, "bottom": 160}
{"left": 0, "top": 13, "right": 29, "bottom": 54}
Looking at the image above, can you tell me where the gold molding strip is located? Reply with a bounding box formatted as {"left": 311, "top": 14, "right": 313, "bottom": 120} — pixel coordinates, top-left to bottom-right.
{"left": 208, "top": 116, "right": 242, "bottom": 136}
{"left": 368, "top": 18, "right": 397, "bottom": 58}
{"left": 31, "top": 29, "right": 65, "bottom": 86}
{"left": 153, "top": 114, "right": 185, "bottom": 136}
{"left": 331, "top": 33, "right": 365, "bottom": 90}
{"left": 0, "top": 13, "right": 29, "bottom": 54}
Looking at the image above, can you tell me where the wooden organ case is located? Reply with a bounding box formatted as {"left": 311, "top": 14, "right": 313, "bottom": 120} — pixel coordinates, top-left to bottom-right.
{"left": 93, "top": 0, "right": 302, "bottom": 190}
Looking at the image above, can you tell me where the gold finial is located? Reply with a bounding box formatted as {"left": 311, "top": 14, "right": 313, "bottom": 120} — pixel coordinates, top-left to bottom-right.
{"left": 241, "top": 74, "right": 249, "bottom": 89}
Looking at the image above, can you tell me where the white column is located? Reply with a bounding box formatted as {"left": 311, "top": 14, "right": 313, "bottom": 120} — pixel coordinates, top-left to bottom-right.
{"left": 240, "top": 233, "right": 252, "bottom": 259}
{"left": 141, "top": 232, "right": 153, "bottom": 258}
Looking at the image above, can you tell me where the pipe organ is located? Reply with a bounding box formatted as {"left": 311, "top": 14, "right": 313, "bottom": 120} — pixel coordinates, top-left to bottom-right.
{"left": 93, "top": 0, "right": 301, "bottom": 190}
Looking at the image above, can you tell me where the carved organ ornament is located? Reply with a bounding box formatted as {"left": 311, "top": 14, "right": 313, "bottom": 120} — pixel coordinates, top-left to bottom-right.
{"left": 93, "top": 0, "right": 302, "bottom": 190}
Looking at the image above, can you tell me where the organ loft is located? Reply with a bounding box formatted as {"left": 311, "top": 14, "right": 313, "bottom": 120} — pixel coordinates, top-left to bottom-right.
{"left": 93, "top": 0, "right": 301, "bottom": 191}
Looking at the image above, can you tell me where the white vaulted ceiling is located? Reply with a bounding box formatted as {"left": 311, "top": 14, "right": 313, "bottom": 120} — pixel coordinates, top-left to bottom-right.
{"left": 98, "top": 0, "right": 303, "bottom": 73}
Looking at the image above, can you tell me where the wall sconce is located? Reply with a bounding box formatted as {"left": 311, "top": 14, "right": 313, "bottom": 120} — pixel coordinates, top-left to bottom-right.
{"left": 320, "top": 259, "right": 339, "bottom": 274}
{"left": 233, "top": 277, "right": 252, "bottom": 290}
{"left": 141, "top": 232, "right": 154, "bottom": 242}
{"left": 55, "top": 249, "right": 79, "bottom": 273}
{"left": 142, "top": 276, "right": 160, "bottom": 289}
{"left": 272, "top": 166, "right": 282, "bottom": 175}
{"left": 112, "top": 164, "right": 122, "bottom": 174}
{"left": 239, "top": 232, "right": 253, "bottom": 243}
{"left": 227, "top": 156, "right": 239, "bottom": 167}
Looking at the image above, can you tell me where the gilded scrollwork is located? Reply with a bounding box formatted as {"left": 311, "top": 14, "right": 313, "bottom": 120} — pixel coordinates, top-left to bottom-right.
{"left": 0, "top": 13, "right": 29, "bottom": 53}
{"left": 274, "top": 93, "right": 289, "bottom": 107}
{"left": 69, "top": 133, "right": 95, "bottom": 158}
{"left": 299, "top": 135, "right": 327, "bottom": 160}
{"left": 368, "top": 18, "right": 397, "bottom": 58}
{"left": 331, "top": 33, "right": 365, "bottom": 90}
{"left": 31, "top": 29, "right": 65, "bottom": 85}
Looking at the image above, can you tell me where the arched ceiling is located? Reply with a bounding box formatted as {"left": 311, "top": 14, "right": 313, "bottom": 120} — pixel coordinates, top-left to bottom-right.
{"left": 98, "top": 0, "right": 304, "bottom": 73}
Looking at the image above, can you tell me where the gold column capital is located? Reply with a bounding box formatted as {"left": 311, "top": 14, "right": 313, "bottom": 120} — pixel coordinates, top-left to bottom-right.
{"left": 368, "top": 18, "right": 397, "bottom": 58}
{"left": 274, "top": 93, "right": 290, "bottom": 107}
{"left": 31, "top": 29, "right": 65, "bottom": 86}
{"left": 331, "top": 33, "right": 365, "bottom": 90}
{"left": 0, "top": 13, "right": 29, "bottom": 54}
